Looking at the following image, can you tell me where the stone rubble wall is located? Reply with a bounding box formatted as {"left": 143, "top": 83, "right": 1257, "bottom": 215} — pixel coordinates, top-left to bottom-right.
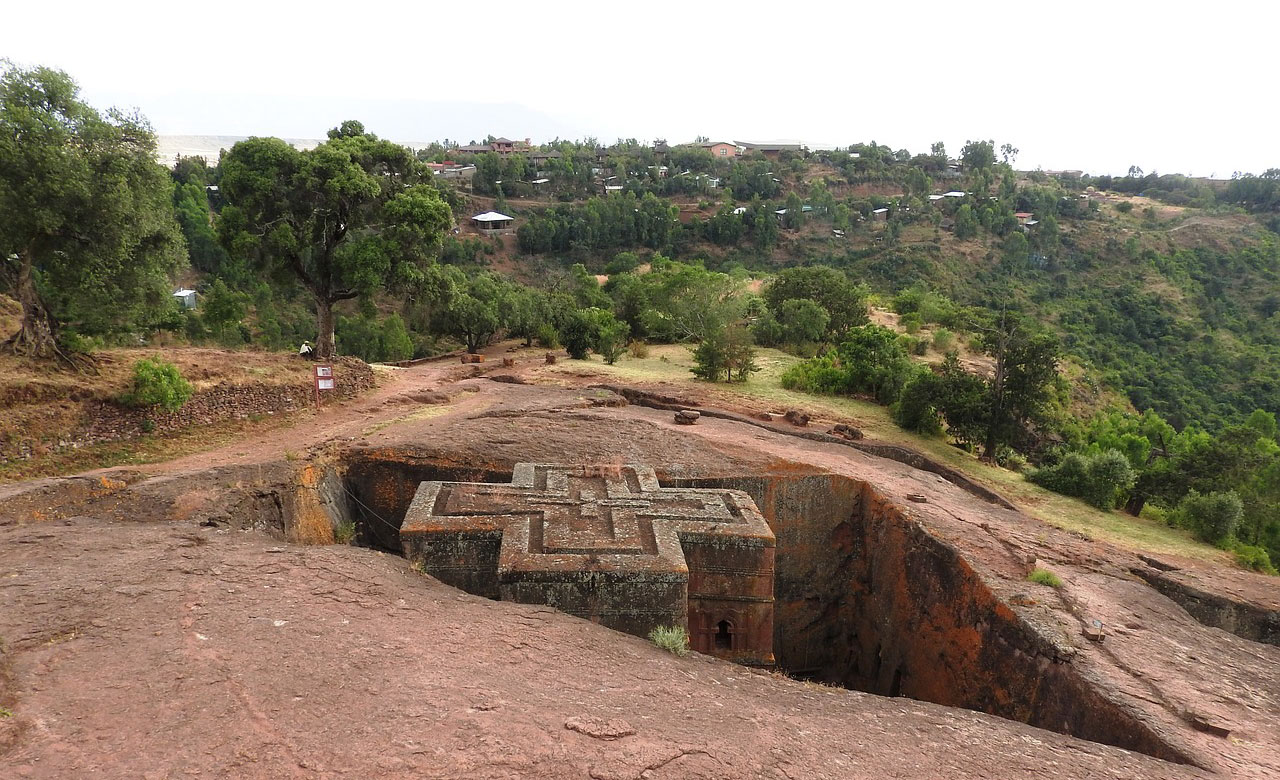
{"left": 1, "top": 357, "right": 374, "bottom": 462}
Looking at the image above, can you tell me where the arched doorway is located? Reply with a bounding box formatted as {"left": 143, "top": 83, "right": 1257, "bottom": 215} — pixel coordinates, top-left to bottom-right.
{"left": 714, "top": 620, "right": 733, "bottom": 650}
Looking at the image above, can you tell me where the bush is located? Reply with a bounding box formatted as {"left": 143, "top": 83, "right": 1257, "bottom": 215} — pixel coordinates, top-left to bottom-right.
{"left": 628, "top": 340, "right": 650, "bottom": 359}
{"left": 1139, "top": 504, "right": 1169, "bottom": 525}
{"left": 122, "top": 357, "right": 194, "bottom": 412}
{"left": 1115, "top": 201, "right": 1134, "bottom": 213}
{"left": 690, "top": 331, "right": 728, "bottom": 382}
{"left": 379, "top": 313, "right": 415, "bottom": 362}
{"left": 594, "top": 316, "right": 630, "bottom": 365}
{"left": 900, "top": 312, "right": 923, "bottom": 334}
{"left": 605, "top": 251, "right": 641, "bottom": 275}
{"left": 647, "top": 625, "right": 689, "bottom": 656}
{"left": 1172, "top": 490, "right": 1242, "bottom": 546}
{"left": 1028, "top": 449, "right": 1135, "bottom": 510}
{"left": 995, "top": 445, "right": 1028, "bottom": 472}
{"left": 932, "top": 328, "right": 954, "bottom": 353}
{"left": 560, "top": 311, "right": 596, "bottom": 359}
{"left": 893, "top": 370, "right": 943, "bottom": 436}
{"left": 535, "top": 323, "right": 560, "bottom": 349}
{"left": 1232, "top": 543, "right": 1277, "bottom": 575}
{"left": 1027, "top": 568, "right": 1063, "bottom": 588}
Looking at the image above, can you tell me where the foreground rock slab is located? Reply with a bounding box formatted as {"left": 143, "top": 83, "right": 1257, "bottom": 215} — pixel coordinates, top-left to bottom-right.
{"left": 0, "top": 519, "right": 1204, "bottom": 780}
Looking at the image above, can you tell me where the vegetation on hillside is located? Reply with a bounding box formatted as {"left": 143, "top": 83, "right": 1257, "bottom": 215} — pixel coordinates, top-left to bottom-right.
{"left": 4, "top": 62, "right": 1280, "bottom": 571}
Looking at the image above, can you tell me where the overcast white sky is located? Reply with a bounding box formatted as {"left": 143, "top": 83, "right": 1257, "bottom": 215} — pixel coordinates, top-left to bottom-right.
{"left": 4, "top": 0, "right": 1277, "bottom": 176}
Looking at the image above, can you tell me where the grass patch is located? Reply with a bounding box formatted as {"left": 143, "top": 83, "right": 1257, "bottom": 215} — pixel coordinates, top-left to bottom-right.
{"left": 334, "top": 520, "right": 357, "bottom": 545}
{"left": 647, "top": 625, "right": 689, "bottom": 656}
{"left": 1027, "top": 568, "right": 1064, "bottom": 588}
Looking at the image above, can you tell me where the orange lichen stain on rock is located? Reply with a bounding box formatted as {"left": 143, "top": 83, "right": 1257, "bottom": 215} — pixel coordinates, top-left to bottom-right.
{"left": 287, "top": 463, "right": 335, "bottom": 546}
{"left": 96, "top": 476, "right": 128, "bottom": 492}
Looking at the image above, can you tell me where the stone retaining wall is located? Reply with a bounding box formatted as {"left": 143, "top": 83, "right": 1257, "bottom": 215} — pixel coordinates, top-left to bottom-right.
{"left": 2, "top": 357, "right": 374, "bottom": 462}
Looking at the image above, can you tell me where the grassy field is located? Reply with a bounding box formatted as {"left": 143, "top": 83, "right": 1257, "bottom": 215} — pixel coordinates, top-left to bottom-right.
{"left": 542, "top": 344, "right": 1231, "bottom": 564}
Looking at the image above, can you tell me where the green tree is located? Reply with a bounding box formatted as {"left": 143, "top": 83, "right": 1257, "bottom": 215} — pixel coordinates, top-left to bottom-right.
{"left": 380, "top": 313, "right": 414, "bottom": 361}
{"left": 753, "top": 201, "right": 779, "bottom": 249}
{"left": 778, "top": 298, "right": 830, "bottom": 345}
{"left": 763, "top": 266, "right": 868, "bottom": 339}
{"left": 444, "top": 272, "right": 507, "bottom": 353}
{"left": 690, "top": 328, "right": 729, "bottom": 381}
{"left": 592, "top": 311, "right": 629, "bottom": 365}
{"left": 0, "top": 63, "right": 185, "bottom": 359}
{"left": 201, "top": 278, "right": 249, "bottom": 344}
{"left": 954, "top": 204, "right": 979, "bottom": 239}
{"left": 561, "top": 309, "right": 598, "bottom": 359}
{"left": 981, "top": 314, "right": 1060, "bottom": 458}
{"left": 173, "top": 182, "right": 229, "bottom": 275}
{"left": 724, "top": 325, "right": 758, "bottom": 382}
{"left": 960, "top": 139, "right": 996, "bottom": 171}
{"left": 218, "top": 122, "right": 451, "bottom": 359}
{"left": 783, "top": 191, "right": 805, "bottom": 230}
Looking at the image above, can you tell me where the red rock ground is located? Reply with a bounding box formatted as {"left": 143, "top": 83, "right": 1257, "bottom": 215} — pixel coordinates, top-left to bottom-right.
{"left": 1, "top": 349, "right": 1277, "bottom": 778}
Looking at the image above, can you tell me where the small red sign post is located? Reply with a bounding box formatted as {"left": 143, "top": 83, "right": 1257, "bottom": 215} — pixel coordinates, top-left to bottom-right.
{"left": 313, "top": 364, "right": 334, "bottom": 409}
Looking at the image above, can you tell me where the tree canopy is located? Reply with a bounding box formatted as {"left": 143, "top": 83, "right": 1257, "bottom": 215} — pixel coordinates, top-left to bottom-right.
{"left": 0, "top": 62, "right": 185, "bottom": 359}
{"left": 217, "top": 123, "right": 451, "bottom": 358}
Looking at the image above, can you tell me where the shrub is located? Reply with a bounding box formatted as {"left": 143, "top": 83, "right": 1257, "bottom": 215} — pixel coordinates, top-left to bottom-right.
{"left": 932, "top": 328, "right": 954, "bottom": 353}
{"left": 594, "top": 317, "right": 630, "bottom": 365}
{"left": 605, "top": 251, "right": 641, "bottom": 275}
{"left": 1115, "top": 201, "right": 1134, "bottom": 213}
{"left": 560, "top": 311, "right": 596, "bottom": 359}
{"left": 900, "top": 312, "right": 923, "bottom": 334}
{"left": 380, "top": 314, "right": 415, "bottom": 362}
{"left": 1027, "top": 568, "right": 1063, "bottom": 588}
{"left": 535, "top": 323, "right": 560, "bottom": 349}
{"left": 1139, "top": 504, "right": 1168, "bottom": 525}
{"left": 1028, "top": 449, "right": 1135, "bottom": 510}
{"left": 1232, "top": 543, "right": 1277, "bottom": 575}
{"left": 122, "top": 358, "right": 193, "bottom": 412}
{"left": 1172, "top": 490, "right": 1242, "bottom": 546}
{"left": 1081, "top": 449, "right": 1136, "bottom": 510}
{"left": 628, "top": 340, "right": 650, "bottom": 359}
{"left": 995, "top": 446, "right": 1029, "bottom": 472}
{"left": 334, "top": 520, "right": 357, "bottom": 545}
{"left": 893, "top": 370, "right": 943, "bottom": 436}
{"left": 690, "top": 331, "right": 728, "bottom": 381}
{"left": 648, "top": 625, "right": 689, "bottom": 656}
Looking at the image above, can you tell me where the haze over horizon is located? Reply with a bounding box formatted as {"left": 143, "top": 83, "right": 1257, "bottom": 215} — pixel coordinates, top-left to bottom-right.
{"left": 5, "top": 0, "right": 1276, "bottom": 178}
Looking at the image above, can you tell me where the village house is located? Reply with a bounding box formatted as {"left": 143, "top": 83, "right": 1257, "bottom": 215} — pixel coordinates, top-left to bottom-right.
{"left": 172, "top": 289, "right": 197, "bottom": 310}
{"left": 697, "top": 140, "right": 738, "bottom": 158}
{"left": 454, "top": 137, "right": 533, "bottom": 157}
{"left": 471, "top": 211, "right": 515, "bottom": 233}
{"left": 736, "top": 140, "right": 803, "bottom": 160}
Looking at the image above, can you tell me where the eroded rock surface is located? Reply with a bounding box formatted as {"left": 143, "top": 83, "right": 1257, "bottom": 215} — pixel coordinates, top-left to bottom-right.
{"left": 1, "top": 375, "right": 1277, "bottom": 778}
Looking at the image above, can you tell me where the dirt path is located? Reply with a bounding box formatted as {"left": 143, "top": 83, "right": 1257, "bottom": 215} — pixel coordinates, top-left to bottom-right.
{"left": 126, "top": 351, "right": 505, "bottom": 476}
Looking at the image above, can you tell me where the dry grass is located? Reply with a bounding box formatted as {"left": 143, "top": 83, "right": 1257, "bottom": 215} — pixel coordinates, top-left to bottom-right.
{"left": 0, "top": 410, "right": 307, "bottom": 483}
{"left": 0, "top": 342, "right": 317, "bottom": 481}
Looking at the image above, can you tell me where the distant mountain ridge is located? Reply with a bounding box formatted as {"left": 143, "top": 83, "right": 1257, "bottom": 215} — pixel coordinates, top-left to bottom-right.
{"left": 156, "top": 136, "right": 323, "bottom": 167}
